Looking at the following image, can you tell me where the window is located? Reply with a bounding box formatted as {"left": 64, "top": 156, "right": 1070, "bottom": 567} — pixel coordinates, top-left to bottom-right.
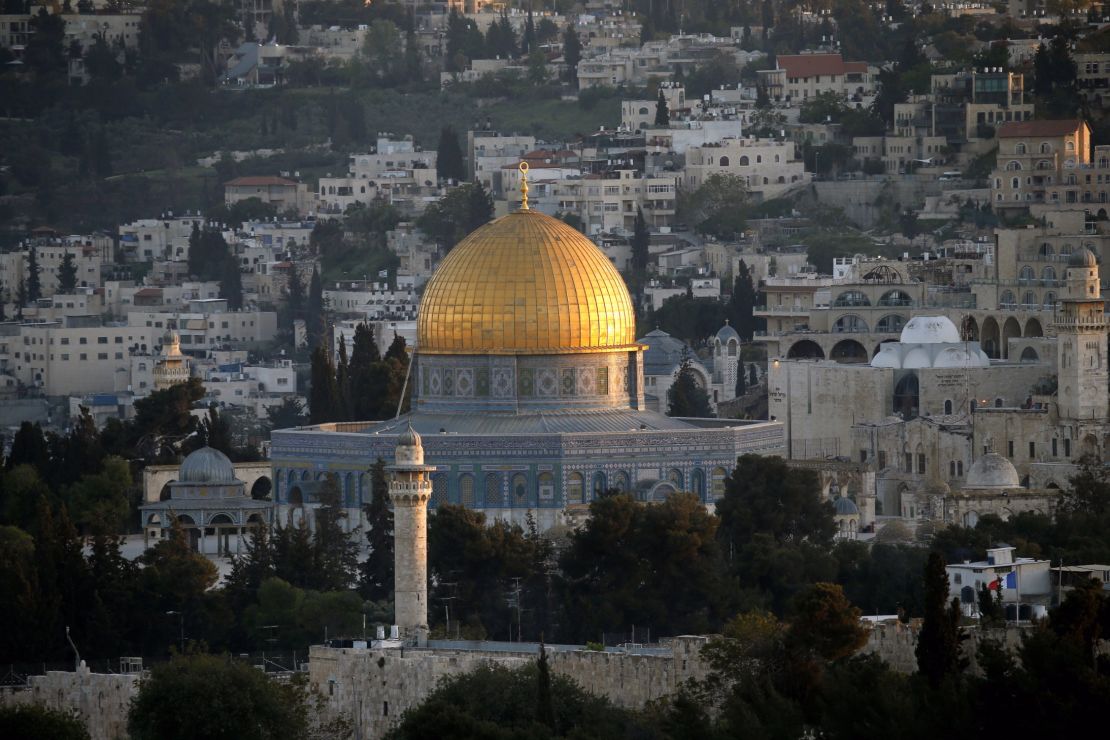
{"left": 79, "top": 353, "right": 87, "bottom": 360}
{"left": 61, "top": 337, "right": 69, "bottom": 345}
{"left": 1029, "top": 441, "right": 1035, "bottom": 458}
{"left": 1052, "top": 438, "right": 1058, "bottom": 456}
{"left": 1064, "top": 438, "right": 1071, "bottom": 457}
{"left": 97, "top": 337, "right": 108, "bottom": 344}
{"left": 1008, "top": 441, "right": 1014, "bottom": 458}
{"left": 97, "top": 353, "right": 107, "bottom": 360}
{"left": 79, "top": 337, "right": 87, "bottom": 344}
{"left": 917, "top": 453, "right": 926, "bottom": 474}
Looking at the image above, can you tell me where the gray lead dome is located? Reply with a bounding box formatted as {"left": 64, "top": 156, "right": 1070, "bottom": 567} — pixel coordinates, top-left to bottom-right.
{"left": 178, "top": 446, "right": 237, "bottom": 484}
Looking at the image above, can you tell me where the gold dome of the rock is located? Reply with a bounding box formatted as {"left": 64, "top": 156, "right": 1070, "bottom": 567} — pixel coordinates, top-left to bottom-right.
{"left": 417, "top": 209, "right": 638, "bottom": 355}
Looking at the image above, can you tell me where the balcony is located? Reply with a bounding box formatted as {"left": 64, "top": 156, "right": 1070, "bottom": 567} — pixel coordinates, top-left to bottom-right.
{"left": 754, "top": 305, "right": 812, "bottom": 316}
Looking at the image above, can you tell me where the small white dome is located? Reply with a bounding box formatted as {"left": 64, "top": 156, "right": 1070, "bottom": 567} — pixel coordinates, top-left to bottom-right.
{"left": 933, "top": 345, "right": 990, "bottom": 369}
{"left": 965, "top": 453, "right": 1020, "bottom": 489}
{"left": 903, "top": 347, "right": 932, "bottom": 369}
{"left": 871, "top": 344, "right": 902, "bottom": 368}
{"left": 899, "top": 316, "right": 961, "bottom": 344}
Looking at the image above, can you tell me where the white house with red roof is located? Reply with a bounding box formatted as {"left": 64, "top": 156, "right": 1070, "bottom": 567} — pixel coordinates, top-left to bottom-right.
{"left": 758, "top": 52, "right": 877, "bottom": 104}
{"left": 224, "top": 176, "right": 311, "bottom": 216}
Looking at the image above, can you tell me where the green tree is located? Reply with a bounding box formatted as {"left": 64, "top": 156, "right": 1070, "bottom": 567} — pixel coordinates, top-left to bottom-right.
{"left": 629, "top": 206, "right": 650, "bottom": 299}
{"left": 311, "top": 474, "right": 359, "bottom": 591}
{"left": 57, "top": 250, "right": 78, "bottom": 293}
{"left": 359, "top": 458, "right": 393, "bottom": 602}
{"left": 678, "top": 174, "right": 748, "bottom": 239}
{"left": 654, "top": 88, "right": 670, "bottom": 126}
{"left": 729, "top": 260, "right": 758, "bottom": 341}
{"left": 717, "top": 455, "right": 836, "bottom": 548}
{"left": 348, "top": 323, "right": 383, "bottom": 420}
{"left": 307, "top": 265, "right": 326, "bottom": 348}
{"left": 436, "top": 125, "right": 466, "bottom": 183}
{"left": 127, "top": 654, "right": 311, "bottom": 740}
{"left": 915, "top": 551, "right": 963, "bottom": 687}
{"left": 361, "top": 19, "right": 403, "bottom": 84}
{"left": 563, "top": 25, "right": 581, "bottom": 85}
{"left": 25, "top": 246, "right": 42, "bottom": 302}
{"left": 266, "top": 397, "right": 307, "bottom": 430}
{"left": 667, "top": 347, "right": 713, "bottom": 418}
{"left": 417, "top": 183, "right": 493, "bottom": 252}
{"left": 66, "top": 456, "right": 132, "bottom": 534}
{"left": 309, "top": 343, "right": 339, "bottom": 424}
{"left": 0, "top": 704, "right": 90, "bottom": 740}
{"left": 787, "top": 582, "right": 867, "bottom": 662}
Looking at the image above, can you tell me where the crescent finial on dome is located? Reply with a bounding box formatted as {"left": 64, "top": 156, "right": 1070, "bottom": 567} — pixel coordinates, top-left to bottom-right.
{"left": 519, "top": 161, "right": 530, "bottom": 210}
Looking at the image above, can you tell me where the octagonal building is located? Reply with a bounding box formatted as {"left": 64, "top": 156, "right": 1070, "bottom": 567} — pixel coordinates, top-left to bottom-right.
{"left": 270, "top": 206, "right": 783, "bottom": 530}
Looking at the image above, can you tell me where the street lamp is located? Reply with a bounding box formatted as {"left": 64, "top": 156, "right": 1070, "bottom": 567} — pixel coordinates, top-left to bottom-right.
{"left": 166, "top": 611, "right": 185, "bottom": 653}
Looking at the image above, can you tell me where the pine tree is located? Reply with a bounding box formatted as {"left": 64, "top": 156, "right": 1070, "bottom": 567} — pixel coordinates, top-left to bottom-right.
{"left": 220, "top": 255, "right": 243, "bottom": 310}
{"left": 630, "top": 207, "right": 649, "bottom": 301}
{"left": 307, "top": 265, "right": 326, "bottom": 349}
{"left": 654, "top": 88, "right": 670, "bottom": 126}
{"left": 522, "top": 6, "right": 535, "bottom": 54}
{"left": 359, "top": 458, "right": 394, "bottom": 602}
{"left": 667, "top": 348, "right": 713, "bottom": 418}
{"left": 916, "top": 551, "right": 964, "bottom": 687}
{"left": 312, "top": 474, "right": 359, "bottom": 591}
{"left": 26, "top": 246, "right": 41, "bottom": 302}
{"left": 56, "top": 250, "right": 77, "bottom": 294}
{"left": 199, "top": 404, "right": 234, "bottom": 457}
{"left": 349, "top": 323, "right": 383, "bottom": 420}
{"left": 436, "top": 125, "right": 466, "bottom": 183}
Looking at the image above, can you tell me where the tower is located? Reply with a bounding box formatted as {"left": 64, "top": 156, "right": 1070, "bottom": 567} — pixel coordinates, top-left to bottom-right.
{"left": 153, "top": 331, "right": 190, "bottom": 391}
{"left": 1054, "top": 247, "right": 1108, "bottom": 421}
{"left": 387, "top": 423, "right": 434, "bottom": 644}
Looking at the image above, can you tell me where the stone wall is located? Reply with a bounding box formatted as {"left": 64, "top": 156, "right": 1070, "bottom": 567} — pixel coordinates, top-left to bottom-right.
{"left": 308, "top": 637, "right": 711, "bottom": 739}
{"left": 0, "top": 663, "right": 139, "bottom": 740}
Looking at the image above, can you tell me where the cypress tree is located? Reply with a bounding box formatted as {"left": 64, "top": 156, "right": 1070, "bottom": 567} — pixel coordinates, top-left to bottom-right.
{"left": 436, "top": 125, "right": 466, "bottom": 183}
{"left": 359, "top": 458, "right": 394, "bottom": 602}
{"left": 916, "top": 551, "right": 964, "bottom": 687}
{"left": 336, "top": 334, "right": 351, "bottom": 421}
{"left": 536, "top": 638, "right": 556, "bottom": 730}
{"left": 26, "top": 246, "right": 41, "bottom": 302}
{"left": 654, "top": 88, "right": 670, "bottom": 126}
{"left": 667, "top": 348, "right": 713, "bottom": 418}
{"left": 309, "top": 343, "right": 339, "bottom": 424}
{"left": 56, "top": 251, "right": 77, "bottom": 294}
{"left": 729, "top": 260, "right": 758, "bottom": 341}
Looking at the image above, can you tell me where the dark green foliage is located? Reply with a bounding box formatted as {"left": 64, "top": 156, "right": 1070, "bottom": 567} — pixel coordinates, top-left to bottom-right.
{"left": 559, "top": 493, "right": 730, "bottom": 642}
{"left": 127, "top": 654, "right": 311, "bottom": 740}
{"left": 417, "top": 182, "right": 494, "bottom": 252}
{"left": 654, "top": 89, "right": 670, "bottom": 126}
{"left": 562, "top": 25, "right": 581, "bottom": 84}
{"left": 359, "top": 459, "right": 393, "bottom": 601}
{"left": 728, "top": 261, "right": 758, "bottom": 341}
{"left": 0, "top": 704, "right": 90, "bottom": 740}
{"left": 57, "top": 250, "right": 78, "bottom": 293}
{"left": 385, "top": 662, "right": 648, "bottom": 740}
{"left": 26, "top": 246, "right": 42, "bottom": 302}
{"left": 648, "top": 295, "right": 727, "bottom": 346}
{"left": 266, "top": 396, "right": 307, "bottom": 430}
{"left": 916, "top": 551, "right": 963, "bottom": 687}
{"left": 309, "top": 343, "right": 339, "bottom": 424}
{"left": 436, "top": 125, "right": 466, "bottom": 182}
{"left": 666, "top": 348, "right": 713, "bottom": 418}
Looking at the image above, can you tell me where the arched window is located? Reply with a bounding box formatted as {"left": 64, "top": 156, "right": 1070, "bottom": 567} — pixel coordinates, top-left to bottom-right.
{"left": 727, "top": 339, "right": 737, "bottom": 356}
{"left": 691, "top": 469, "right": 706, "bottom": 498}
{"left": 876, "top": 314, "right": 906, "bottom": 333}
{"left": 833, "top": 290, "right": 871, "bottom": 307}
{"left": 944, "top": 399, "right": 953, "bottom": 415}
{"left": 667, "top": 468, "right": 684, "bottom": 490}
{"left": 1011, "top": 177, "right": 1020, "bottom": 189}
{"left": 538, "top": 472, "right": 554, "bottom": 501}
{"left": 431, "top": 474, "right": 448, "bottom": 508}
{"left": 756, "top": 155, "right": 762, "bottom": 163}
{"left": 1019, "top": 265, "right": 1035, "bottom": 281}
{"left": 638, "top": 106, "right": 649, "bottom": 115}
{"left": 1040, "top": 142, "right": 1051, "bottom": 154}
{"left": 720, "top": 156, "right": 730, "bottom": 166}
{"left": 999, "top": 290, "right": 1016, "bottom": 307}
{"left": 1042, "top": 291, "right": 1056, "bottom": 309}
{"left": 485, "top": 473, "right": 501, "bottom": 506}
{"left": 739, "top": 155, "right": 750, "bottom": 166}
{"left": 1039, "top": 242, "right": 1054, "bottom": 257}
{"left": 1041, "top": 266, "right": 1056, "bottom": 280}
{"left": 1015, "top": 143, "right": 1026, "bottom": 154}
{"left": 1036, "top": 159, "right": 1052, "bottom": 170}
{"left": 566, "top": 472, "right": 584, "bottom": 504}
{"left": 1006, "top": 160, "right": 1022, "bottom": 171}
{"left": 878, "top": 289, "right": 912, "bottom": 307}
{"left": 711, "top": 467, "right": 728, "bottom": 499}
{"left": 1021, "top": 291, "right": 1036, "bottom": 306}
{"left": 459, "top": 474, "right": 475, "bottom": 506}
{"left": 613, "top": 470, "right": 630, "bottom": 492}
{"left": 592, "top": 471, "right": 607, "bottom": 498}
{"left": 512, "top": 473, "right": 528, "bottom": 503}
{"left": 832, "top": 314, "right": 869, "bottom": 333}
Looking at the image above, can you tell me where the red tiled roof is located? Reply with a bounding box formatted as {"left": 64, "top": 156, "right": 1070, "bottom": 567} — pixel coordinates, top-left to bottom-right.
{"left": 134, "top": 288, "right": 162, "bottom": 298}
{"left": 777, "top": 54, "right": 864, "bottom": 79}
{"left": 997, "top": 119, "right": 1084, "bottom": 138}
{"left": 225, "top": 176, "right": 297, "bottom": 187}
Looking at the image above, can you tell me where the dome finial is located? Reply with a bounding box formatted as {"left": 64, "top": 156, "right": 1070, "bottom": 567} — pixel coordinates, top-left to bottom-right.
{"left": 519, "top": 161, "right": 530, "bottom": 210}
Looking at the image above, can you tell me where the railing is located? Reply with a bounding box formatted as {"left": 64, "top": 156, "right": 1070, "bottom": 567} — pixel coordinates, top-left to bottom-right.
{"left": 754, "top": 305, "right": 812, "bottom": 314}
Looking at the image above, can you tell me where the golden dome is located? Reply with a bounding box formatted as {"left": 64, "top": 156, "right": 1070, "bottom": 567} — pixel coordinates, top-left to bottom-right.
{"left": 417, "top": 209, "right": 638, "bottom": 355}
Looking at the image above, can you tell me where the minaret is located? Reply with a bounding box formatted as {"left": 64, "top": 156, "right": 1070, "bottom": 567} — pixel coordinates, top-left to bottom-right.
{"left": 1053, "top": 247, "right": 1108, "bottom": 421}
{"left": 387, "top": 423, "right": 434, "bottom": 645}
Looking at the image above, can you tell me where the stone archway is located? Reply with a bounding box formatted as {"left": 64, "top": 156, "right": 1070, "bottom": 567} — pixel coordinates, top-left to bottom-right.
{"left": 981, "top": 317, "right": 1000, "bottom": 359}
{"left": 250, "top": 476, "right": 272, "bottom": 500}
{"left": 830, "top": 339, "right": 868, "bottom": 363}
{"left": 1002, "top": 317, "right": 1022, "bottom": 359}
{"left": 786, "top": 339, "right": 825, "bottom": 360}
{"left": 1024, "top": 317, "right": 1043, "bottom": 337}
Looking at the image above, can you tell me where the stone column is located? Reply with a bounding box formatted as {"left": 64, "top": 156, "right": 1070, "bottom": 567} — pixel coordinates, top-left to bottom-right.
{"left": 390, "top": 479, "right": 430, "bottom": 645}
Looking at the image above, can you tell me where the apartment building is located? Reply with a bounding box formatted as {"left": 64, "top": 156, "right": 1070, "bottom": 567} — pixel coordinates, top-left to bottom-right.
{"left": 11, "top": 319, "right": 158, "bottom": 396}
{"left": 119, "top": 214, "right": 206, "bottom": 262}
{"left": 684, "top": 137, "right": 808, "bottom": 200}
{"left": 127, "top": 304, "right": 278, "bottom": 351}
{"left": 990, "top": 119, "right": 1110, "bottom": 213}
{"left": 758, "top": 53, "right": 875, "bottom": 103}
{"left": 522, "top": 169, "right": 678, "bottom": 232}
{"left": 224, "top": 176, "right": 311, "bottom": 215}
{"left": 317, "top": 137, "right": 437, "bottom": 214}
{"left": 467, "top": 131, "right": 537, "bottom": 189}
